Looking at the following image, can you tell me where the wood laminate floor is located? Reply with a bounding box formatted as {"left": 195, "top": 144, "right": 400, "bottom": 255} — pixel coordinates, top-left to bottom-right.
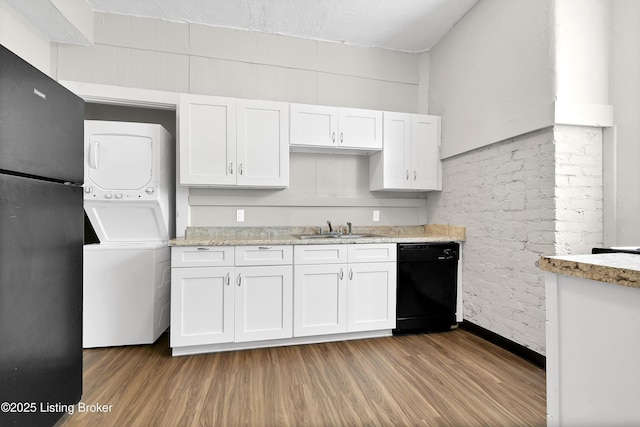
{"left": 58, "top": 329, "right": 545, "bottom": 426}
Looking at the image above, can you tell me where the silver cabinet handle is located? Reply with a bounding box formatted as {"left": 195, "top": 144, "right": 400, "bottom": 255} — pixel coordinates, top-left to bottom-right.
{"left": 226, "top": 273, "right": 230, "bottom": 286}
{"left": 229, "top": 162, "right": 234, "bottom": 175}
{"left": 414, "top": 170, "right": 417, "bottom": 181}
{"left": 258, "top": 246, "right": 272, "bottom": 250}
{"left": 237, "top": 273, "right": 242, "bottom": 286}
{"left": 196, "top": 247, "right": 210, "bottom": 251}
{"left": 349, "top": 269, "right": 353, "bottom": 280}
{"left": 339, "top": 268, "right": 344, "bottom": 280}
{"left": 331, "top": 132, "right": 336, "bottom": 143}
{"left": 239, "top": 163, "right": 244, "bottom": 175}
{"left": 340, "top": 132, "right": 344, "bottom": 144}
{"left": 406, "top": 170, "right": 409, "bottom": 180}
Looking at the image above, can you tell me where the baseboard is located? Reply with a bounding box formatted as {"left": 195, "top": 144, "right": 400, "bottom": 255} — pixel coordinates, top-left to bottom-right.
{"left": 460, "top": 321, "right": 546, "bottom": 370}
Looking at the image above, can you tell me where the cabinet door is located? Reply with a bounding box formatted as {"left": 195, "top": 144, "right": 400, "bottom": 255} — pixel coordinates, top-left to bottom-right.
{"left": 234, "top": 266, "right": 293, "bottom": 342}
{"left": 179, "top": 94, "right": 236, "bottom": 186}
{"left": 381, "top": 112, "right": 411, "bottom": 189}
{"left": 290, "top": 103, "right": 338, "bottom": 147}
{"left": 237, "top": 99, "right": 289, "bottom": 187}
{"left": 411, "top": 114, "right": 441, "bottom": 191}
{"left": 338, "top": 107, "right": 383, "bottom": 150}
{"left": 294, "top": 264, "right": 348, "bottom": 337}
{"left": 347, "top": 262, "right": 396, "bottom": 332}
{"left": 170, "top": 266, "right": 234, "bottom": 347}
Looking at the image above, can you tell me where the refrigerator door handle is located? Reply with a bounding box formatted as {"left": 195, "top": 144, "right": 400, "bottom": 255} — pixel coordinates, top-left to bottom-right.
{"left": 89, "top": 141, "right": 100, "bottom": 169}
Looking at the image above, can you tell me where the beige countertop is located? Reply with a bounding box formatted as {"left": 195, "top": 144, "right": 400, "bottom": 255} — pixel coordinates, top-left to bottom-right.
{"left": 539, "top": 253, "right": 640, "bottom": 289}
{"left": 169, "top": 224, "right": 465, "bottom": 247}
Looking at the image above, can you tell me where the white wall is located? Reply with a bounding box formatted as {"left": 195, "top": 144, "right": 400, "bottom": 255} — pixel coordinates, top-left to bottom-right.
{"left": 55, "top": 12, "right": 428, "bottom": 231}
{"left": 554, "top": 0, "right": 610, "bottom": 106}
{"left": 429, "top": 0, "right": 611, "bottom": 159}
{"left": 429, "top": 0, "right": 556, "bottom": 159}
{"left": 0, "top": 0, "right": 51, "bottom": 74}
{"left": 607, "top": 0, "right": 640, "bottom": 245}
{"left": 554, "top": 125, "right": 604, "bottom": 256}
{"left": 554, "top": 0, "right": 612, "bottom": 127}
{"left": 56, "top": 12, "right": 421, "bottom": 112}
{"left": 427, "top": 0, "right": 609, "bottom": 353}
{"left": 189, "top": 153, "right": 428, "bottom": 228}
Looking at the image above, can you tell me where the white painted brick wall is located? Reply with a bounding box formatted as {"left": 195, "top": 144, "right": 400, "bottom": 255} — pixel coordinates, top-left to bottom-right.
{"left": 426, "top": 125, "right": 603, "bottom": 354}
{"left": 554, "top": 125, "right": 603, "bottom": 255}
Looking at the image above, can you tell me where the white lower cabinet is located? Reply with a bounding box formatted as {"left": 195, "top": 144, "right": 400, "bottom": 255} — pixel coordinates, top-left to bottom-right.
{"left": 294, "top": 263, "right": 348, "bottom": 337}
{"left": 170, "top": 246, "right": 293, "bottom": 351}
{"left": 347, "top": 262, "right": 396, "bottom": 332}
{"left": 234, "top": 265, "right": 293, "bottom": 342}
{"left": 171, "top": 266, "right": 234, "bottom": 347}
{"left": 294, "top": 243, "right": 396, "bottom": 338}
{"left": 171, "top": 243, "right": 396, "bottom": 355}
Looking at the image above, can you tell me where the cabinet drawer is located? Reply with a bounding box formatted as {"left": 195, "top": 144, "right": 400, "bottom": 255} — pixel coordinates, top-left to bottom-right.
{"left": 235, "top": 245, "right": 293, "bottom": 266}
{"left": 348, "top": 244, "right": 396, "bottom": 263}
{"left": 294, "top": 245, "right": 348, "bottom": 265}
{"left": 171, "top": 246, "right": 234, "bottom": 268}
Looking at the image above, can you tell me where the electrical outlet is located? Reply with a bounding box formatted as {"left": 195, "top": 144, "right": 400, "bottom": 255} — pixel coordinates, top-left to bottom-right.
{"left": 373, "top": 210, "right": 380, "bottom": 222}
{"left": 236, "top": 209, "right": 245, "bottom": 222}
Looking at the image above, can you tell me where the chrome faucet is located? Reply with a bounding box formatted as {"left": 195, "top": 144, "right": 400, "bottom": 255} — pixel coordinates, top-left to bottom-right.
{"left": 327, "top": 220, "right": 333, "bottom": 233}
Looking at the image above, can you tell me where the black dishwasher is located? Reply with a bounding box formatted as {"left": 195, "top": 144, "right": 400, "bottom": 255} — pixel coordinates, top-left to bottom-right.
{"left": 393, "top": 242, "right": 459, "bottom": 334}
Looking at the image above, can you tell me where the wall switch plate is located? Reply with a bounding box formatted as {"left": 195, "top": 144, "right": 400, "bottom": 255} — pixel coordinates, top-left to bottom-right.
{"left": 236, "top": 209, "right": 245, "bottom": 222}
{"left": 373, "top": 210, "right": 380, "bottom": 222}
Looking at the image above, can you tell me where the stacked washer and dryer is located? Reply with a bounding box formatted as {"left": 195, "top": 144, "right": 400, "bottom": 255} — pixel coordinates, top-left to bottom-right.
{"left": 83, "top": 120, "right": 174, "bottom": 348}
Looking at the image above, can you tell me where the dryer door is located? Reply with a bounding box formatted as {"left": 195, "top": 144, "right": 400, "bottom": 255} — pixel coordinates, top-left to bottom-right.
{"left": 87, "top": 134, "right": 152, "bottom": 191}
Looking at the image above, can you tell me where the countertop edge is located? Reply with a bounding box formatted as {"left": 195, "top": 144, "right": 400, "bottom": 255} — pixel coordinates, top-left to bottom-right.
{"left": 539, "top": 254, "right": 640, "bottom": 289}
{"left": 169, "top": 224, "right": 465, "bottom": 247}
{"left": 169, "top": 235, "right": 463, "bottom": 247}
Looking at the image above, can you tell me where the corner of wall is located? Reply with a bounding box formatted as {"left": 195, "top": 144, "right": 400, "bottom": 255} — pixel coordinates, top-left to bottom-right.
{"left": 0, "top": 0, "right": 52, "bottom": 75}
{"left": 417, "top": 51, "right": 429, "bottom": 114}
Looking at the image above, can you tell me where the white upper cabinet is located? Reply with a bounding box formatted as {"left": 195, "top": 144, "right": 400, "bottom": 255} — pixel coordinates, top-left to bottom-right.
{"left": 290, "top": 103, "right": 382, "bottom": 153}
{"left": 412, "top": 115, "right": 441, "bottom": 190}
{"left": 338, "top": 108, "right": 383, "bottom": 150}
{"left": 179, "top": 94, "right": 289, "bottom": 188}
{"left": 236, "top": 99, "right": 289, "bottom": 187}
{"left": 179, "top": 94, "right": 236, "bottom": 186}
{"left": 372, "top": 112, "right": 411, "bottom": 189}
{"left": 289, "top": 103, "right": 338, "bottom": 148}
{"left": 369, "top": 113, "right": 441, "bottom": 191}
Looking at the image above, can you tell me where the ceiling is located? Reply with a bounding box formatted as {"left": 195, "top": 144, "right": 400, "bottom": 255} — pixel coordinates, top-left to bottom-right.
{"left": 86, "top": 0, "right": 479, "bottom": 53}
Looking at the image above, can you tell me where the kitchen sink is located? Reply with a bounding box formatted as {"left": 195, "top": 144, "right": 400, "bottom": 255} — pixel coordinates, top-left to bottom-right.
{"left": 290, "top": 234, "right": 335, "bottom": 239}
{"left": 333, "top": 234, "right": 382, "bottom": 239}
{"left": 291, "top": 233, "right": 383, "bottom": 239}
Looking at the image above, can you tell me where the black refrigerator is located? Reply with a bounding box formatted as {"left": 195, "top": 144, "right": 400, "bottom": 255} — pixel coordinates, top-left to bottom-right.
{"left": 0, "top": 45, "right": 84, "bottom": 426}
